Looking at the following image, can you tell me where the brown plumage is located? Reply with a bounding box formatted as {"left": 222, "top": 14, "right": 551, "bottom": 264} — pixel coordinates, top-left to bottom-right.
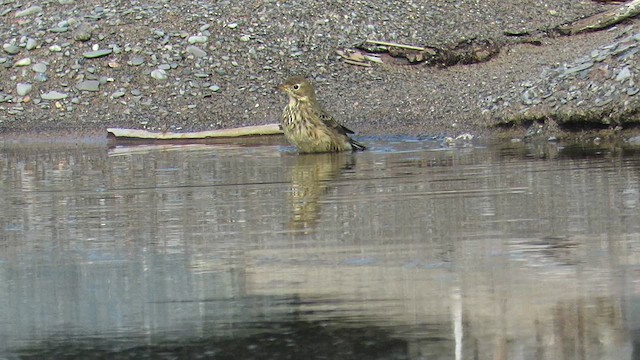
{"left": 278, "top": 76, "right": 366, "bottom": 154}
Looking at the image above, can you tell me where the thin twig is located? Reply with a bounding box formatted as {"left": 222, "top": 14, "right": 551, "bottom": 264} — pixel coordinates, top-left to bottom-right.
{"left": 364, "top": 40, "right": 426, "bottom": 51}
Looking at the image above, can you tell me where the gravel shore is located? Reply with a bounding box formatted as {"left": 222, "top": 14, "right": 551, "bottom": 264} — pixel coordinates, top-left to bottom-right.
{"left": 0, "top": 0, "right": 619, "bottom": 138}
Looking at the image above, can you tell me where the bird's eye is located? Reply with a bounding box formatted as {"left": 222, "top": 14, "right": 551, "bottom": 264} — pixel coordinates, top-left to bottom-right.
{"left": 293, "top": 84, "right": 300, "bottom": 90}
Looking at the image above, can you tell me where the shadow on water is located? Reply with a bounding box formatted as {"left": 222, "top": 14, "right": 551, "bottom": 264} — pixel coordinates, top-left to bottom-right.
{"left": 15, "top": 317, "right": 414, "bottom": 359}
{"left": 1, "top": 138, "right": 640, "bottom": 359}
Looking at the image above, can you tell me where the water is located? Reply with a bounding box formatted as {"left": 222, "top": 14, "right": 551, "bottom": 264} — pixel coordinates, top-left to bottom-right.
{"left": 1, "top": 137, "right": 639, "bottom": 359}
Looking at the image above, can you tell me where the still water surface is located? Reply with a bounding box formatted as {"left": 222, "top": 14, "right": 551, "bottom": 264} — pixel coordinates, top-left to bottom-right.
{"left": 0, "top": 137, "right": 639, "bottom": 359}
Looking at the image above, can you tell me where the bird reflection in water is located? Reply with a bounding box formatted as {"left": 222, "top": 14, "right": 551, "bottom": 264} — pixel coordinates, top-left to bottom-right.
{"left": 287, "top": 152, "right": 356, "bottom": 233}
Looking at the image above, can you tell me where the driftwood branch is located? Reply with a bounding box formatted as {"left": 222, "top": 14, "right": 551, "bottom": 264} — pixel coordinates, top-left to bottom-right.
{"left": 558, "top": 0, "right": 640, "bottom": 35}
{"left": 107, "top": 123, "right": 282, "bottom": 140}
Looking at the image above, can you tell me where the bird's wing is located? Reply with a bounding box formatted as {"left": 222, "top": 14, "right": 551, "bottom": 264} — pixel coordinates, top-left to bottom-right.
{"left": 317, "top": 108, "right": 354, "bottom": 135}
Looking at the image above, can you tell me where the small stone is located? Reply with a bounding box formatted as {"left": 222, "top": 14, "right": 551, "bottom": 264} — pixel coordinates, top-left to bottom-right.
{"left": 613, "top": 41, "right": 636, "bottom": 56}
{"left": 73, "top": 22, "right": 92, "bottom": 42}
{"left": 158, "top": 63, "right": 171, "bottom": 70}
{"left": 14, "top": 58, "right": 32, "bottom": 66}
{"left": 239, "top": 35, "right": 251, "bottom": 42}
{"left": 227, "top": 22, "right": 238, "bottom": 29}
{"left": 594, "top": 97, "right": 613, "bottom": 107}
{"left": 26, "top": 38, "right": 38, "bottom": 50}
{"left": 49, "top": 27, "right": 69, "bottom": 33}
{"left": 150, "top": 69, "right": 168, "bottom": 80}
{"left": 15, "top": 6, "right": 43, "bottom": 17}
{"left": 564, "top": 62, "right": 593, "bottom": 75}
{"left": 16, "top": 83, "right": 33, "bottom": 96}
{"left": 49, "top": 45, "right": 62, "bottom": 52}
{"left": 616, "top": 66, "right": 632, "bottom": 82}
{"left": 83, "top": 49, "right": 112, "bottom": 58}
{"left": 34, "top": 73, "right": 48, "bottom": 82}
{"left": 3, "top": 44, "right": 20, "bottom": 55}
{"left": 131, "top": 89, "right": 141, "bottom": 96}
{"left": 76, "top": 80, "right": 100, "bottom": 92}
{"left": 188, "top": 35, "right": 208, "bottom": 44}
{"left": 186, "top": 45, "right": 207, "bottom": 58}
{"left": 128, "top": 57, "right": 144, "bottom": 66}
{"left": 111, "top": 90, "right": 126, "bottom": 98}
{"left": 627, "top": 87, "right": 639, "bottom": 96}
{"left": 200, "top": 24, "right": 211, "bottom": 32}
{"left": 58, "top": 0, "right": 75, "bottom": 4}
{"left": 209, "top": 84, "right": 221, "bottom": 92}
{"left": 41, "top": 91, "right": 68, "bottom": 100}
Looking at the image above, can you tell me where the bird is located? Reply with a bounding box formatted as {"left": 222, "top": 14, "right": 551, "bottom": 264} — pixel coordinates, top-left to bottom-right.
{"left": 278, "top": 76, "right": 366, "bottom": 153}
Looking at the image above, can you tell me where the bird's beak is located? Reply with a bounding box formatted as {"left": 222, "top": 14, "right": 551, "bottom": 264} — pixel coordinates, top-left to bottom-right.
{"left": 277, "top": 84, "right": 287, "bottom": 92}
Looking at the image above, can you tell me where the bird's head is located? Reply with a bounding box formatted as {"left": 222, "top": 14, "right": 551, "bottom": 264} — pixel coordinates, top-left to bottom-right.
{"left": 278, "top": 76, "right": 316, "bottom": 103}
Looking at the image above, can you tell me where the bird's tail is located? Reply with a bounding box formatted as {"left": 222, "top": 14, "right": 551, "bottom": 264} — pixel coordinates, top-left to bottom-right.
{"left": 350, "top": 138, "right": 366, "bottom": 151}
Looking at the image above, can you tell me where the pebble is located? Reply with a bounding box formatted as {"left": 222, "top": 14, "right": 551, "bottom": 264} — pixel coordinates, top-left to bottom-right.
{"left": 615, "top": 66, "right": 632, "bottom": 82}
{"left": 150, "top": 69, "right": 168, "bottom": 80}
{"left": 73, "top": 22, "right": 93, "bottom": 42}
{"left": 594, "top": 97, "right": 613, "bottom": 107}
{"left": 76, "top": 80, "right": 100, "bottom": 92}
{"left": 14, "top": 58, "right": 32, "bottom": 67}
{"left": 83, "top": 49, "right": 113, "bottom": 58}
{"left": 128, "top": 57, "right": 145, "bottom": 66}
{"left": 563, "top": 61, "right": 593, "bottom": 76}
{"left": 26, "top": 38, "right": 38, "bottom": 50}
{"left": 209, "top": 84, "right": 221, "bottom": 92}
{"left": 188, "top": 36, "right": 208, "bottom": 44}
{"left": 49, "top": 45, "right": 62, "bottom": 52}
{"left": 239, "top": 35, "right": 251, "bottom": 42}
{"left": 186, "top": 45, "right": 207, "bottom": 58}
{"left": 50, "top": 27, "right": 69, "bottom": 33}
{"left": 15, "top": 6, "right": 43, "bottom": 17}
{"left": 3, "top": 44, "right": 20, "bottom": 55}
{"left": 34, "top": 73, "right": 48, "bottom": 82}
{"left": 41, "top": 91, "right": 68, "bottom": 100}
{"left": 16, "top": 83, "right": 33, "bottom": 96}
{"left": 111, "top": 90, "right": 126, "bottom": 98}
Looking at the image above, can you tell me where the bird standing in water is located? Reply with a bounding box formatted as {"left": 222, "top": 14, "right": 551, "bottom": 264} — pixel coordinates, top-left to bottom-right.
{"left": 278, "top": 76, "right": 366, "bottom": 153}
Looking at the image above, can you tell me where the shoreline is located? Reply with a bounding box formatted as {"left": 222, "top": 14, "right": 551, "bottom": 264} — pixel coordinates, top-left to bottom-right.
{"left": 2, "top": 0, "right": 637, "bottom": 139}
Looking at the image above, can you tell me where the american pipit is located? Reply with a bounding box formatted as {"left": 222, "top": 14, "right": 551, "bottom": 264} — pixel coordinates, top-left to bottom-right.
{"left": 278, "top": 76, "right": 366, "bottom": 153}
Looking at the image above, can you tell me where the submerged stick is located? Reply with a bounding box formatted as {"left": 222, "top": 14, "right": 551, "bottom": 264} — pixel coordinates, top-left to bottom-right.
{"left": 108, "top": 123, "right": 282, "bottom": 139}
